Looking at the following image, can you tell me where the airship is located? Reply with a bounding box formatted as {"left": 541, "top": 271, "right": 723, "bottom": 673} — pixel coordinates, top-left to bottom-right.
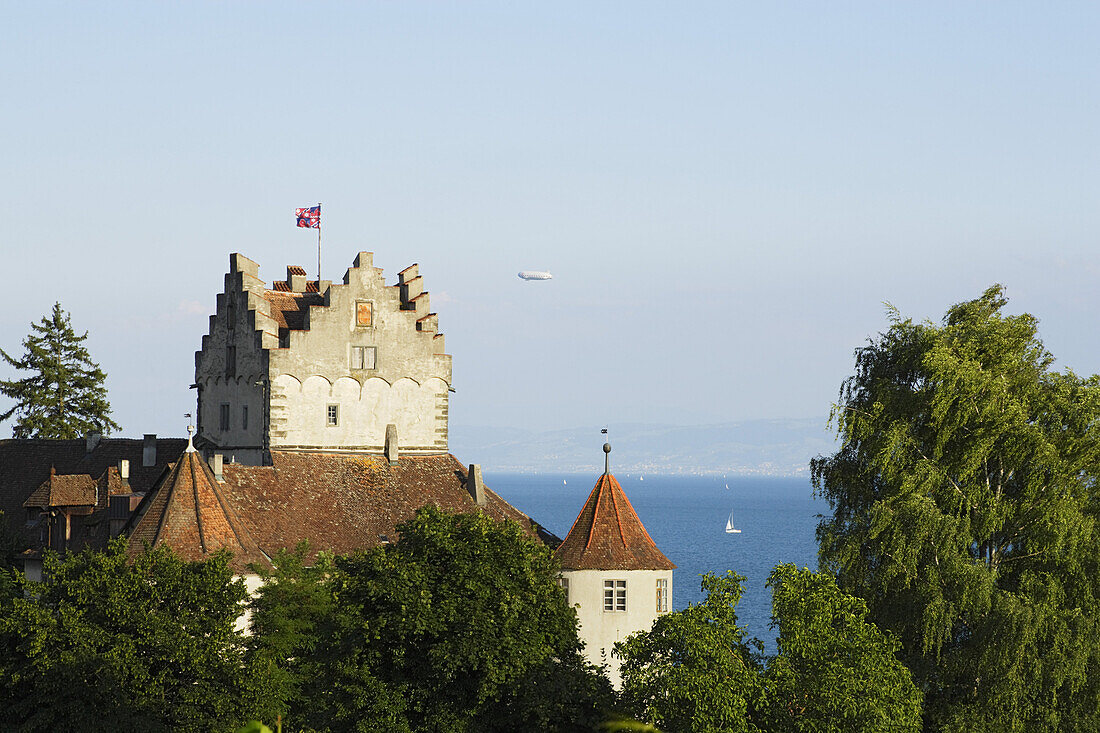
{"left": 518, "top": 270, "right": 553, "bottom": 281}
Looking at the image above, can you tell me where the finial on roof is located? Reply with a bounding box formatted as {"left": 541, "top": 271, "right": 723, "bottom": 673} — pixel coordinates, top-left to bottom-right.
{"left": 603, "top": 442, "right": 611, "bottom": 475}
{"left": 185, "top": 414, "right": 196, "bottom": 453}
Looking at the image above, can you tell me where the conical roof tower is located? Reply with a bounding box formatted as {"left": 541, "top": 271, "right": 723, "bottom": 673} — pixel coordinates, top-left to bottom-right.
{"left": 125, "top": 428, "right": 268, "bottom": 572}
{"left": 555, "top": 443, "right": 675, "bottom": 571}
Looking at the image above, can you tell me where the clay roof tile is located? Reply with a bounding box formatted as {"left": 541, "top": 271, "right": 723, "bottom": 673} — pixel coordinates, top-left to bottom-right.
{"left": 554, "top": 473, "right": 675, "bottom": 571}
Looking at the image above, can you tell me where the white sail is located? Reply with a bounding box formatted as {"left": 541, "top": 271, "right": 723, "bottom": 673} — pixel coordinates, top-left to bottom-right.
{"left": 725, "top": 511, "right": 742, "bottom": 534}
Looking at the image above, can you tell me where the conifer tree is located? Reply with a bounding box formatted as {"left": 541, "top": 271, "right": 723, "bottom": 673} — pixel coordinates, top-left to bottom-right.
{"left": 0, "top": 302, "right": 120, "bottom": 439}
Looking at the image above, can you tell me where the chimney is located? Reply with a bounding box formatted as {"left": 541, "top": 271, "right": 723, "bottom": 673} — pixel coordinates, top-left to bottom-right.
{"left": 467, "top": 464, "right": 486, "bottom": 507}
{"left": 287, "top": 266, "right": 307, "bottom": 293}
{"left": 210, "top": 453, "right": 224, "bottom": 482}
{"left": 385, "top": 424, "right": 399, "bottom": 466}
{"left": 85, "top": 432, "right": 102, "bottom": 454}
{"left": 142, "top": 434, "right": 156, "bottom": 467}
{"left": 118, "top": 459, "right": 130, "bottom": 489}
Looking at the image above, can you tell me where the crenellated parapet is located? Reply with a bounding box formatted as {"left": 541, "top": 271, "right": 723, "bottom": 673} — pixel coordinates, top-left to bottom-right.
{"left": 195, "top": 251, "right": 452, "bottom": 464}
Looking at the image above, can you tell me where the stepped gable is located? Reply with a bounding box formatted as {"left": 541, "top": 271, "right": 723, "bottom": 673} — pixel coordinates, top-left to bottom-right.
{"left": 555, "top": 473, "right": 676, "bottom": 571}
{"left": 125, "top": 447, "right": 268, "bottom": 573}
{"left": 218, "top": 451, "right": 556, "bottom": 562}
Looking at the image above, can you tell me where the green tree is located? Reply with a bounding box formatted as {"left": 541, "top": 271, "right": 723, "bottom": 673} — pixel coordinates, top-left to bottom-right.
{"left": 0, "top": 539, "right": 276, "bottom": 732}
{"left": 276, "top": 506, "right": 611, "bottom": 732}
{"left": 616, "top": 571, "right": 765, "bottom": 733}
{"left": 0, "top": 302, "right": 120, "bottom": 439}
{"left": 813, "top": 286, "right": 1100, "bottom": 731}
{"left": 247, "top": 542, "right": 336, "bottom": 726}
{"left": 760, "top": 564, "right": 922, "bottom": 732}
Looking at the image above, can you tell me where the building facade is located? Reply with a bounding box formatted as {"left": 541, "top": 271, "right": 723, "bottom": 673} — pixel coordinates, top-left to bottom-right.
{"left": 195, "top": 252, "right": 451, "bottom": 464}
{"left": 554, "top": 446, "right": 676, "bottom": 687}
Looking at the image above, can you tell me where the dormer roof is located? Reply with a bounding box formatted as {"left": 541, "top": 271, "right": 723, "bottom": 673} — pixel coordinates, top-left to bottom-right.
{"left": 554, "top": 473, "right": 676, "bottom": 571}
{"left": 125, "top": 449, "right": 268, "bottom": 573}
{"left": 23, "top": 471, "right": 97, "bottom": 509}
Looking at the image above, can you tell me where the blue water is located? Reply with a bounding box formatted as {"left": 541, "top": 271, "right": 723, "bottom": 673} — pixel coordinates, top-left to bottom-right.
{"left": 486, "top": 473, "right": 826, "bottom": 650}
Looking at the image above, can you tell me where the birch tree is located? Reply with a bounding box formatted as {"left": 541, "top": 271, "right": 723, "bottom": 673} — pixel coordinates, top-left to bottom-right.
{"left": 813, "top": 285, "right": 1100, "bottom": 731}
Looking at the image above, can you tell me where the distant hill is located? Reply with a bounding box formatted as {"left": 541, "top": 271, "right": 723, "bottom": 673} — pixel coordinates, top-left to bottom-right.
{"left": 450, "top": 418, "right": 837, "bottom": 476}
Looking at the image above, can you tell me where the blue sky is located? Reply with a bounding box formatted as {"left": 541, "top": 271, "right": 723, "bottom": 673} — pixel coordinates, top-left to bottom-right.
{"left": 1, "top": 3, "right": 1098, "bottom": 436}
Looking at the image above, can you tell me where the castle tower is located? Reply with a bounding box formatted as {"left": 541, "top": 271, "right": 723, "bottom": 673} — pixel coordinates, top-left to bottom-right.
{"left": 555, "top": 444, "right": 675, "bottom": 687}
{"left": 194, "top": 252, "right": 451, "bottom": 464}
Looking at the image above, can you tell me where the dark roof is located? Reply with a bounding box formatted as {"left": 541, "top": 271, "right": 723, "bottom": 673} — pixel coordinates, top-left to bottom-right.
{"left": 262, "top": 290, "right": 325, "bottom": 330}
{"left": 124, "top": 450, "right": 553, "bottom": 570}
{"left": 554, "top": 473, "right": 676, "bottom": 571}
{"left": 23, "top": 472, "right": 97, "bottom": 508}
{"left": 0, "top": 438, "right": 187, "bottom": 538}
{"left": 126, "top": 449, "right": 268, "bottom": 573}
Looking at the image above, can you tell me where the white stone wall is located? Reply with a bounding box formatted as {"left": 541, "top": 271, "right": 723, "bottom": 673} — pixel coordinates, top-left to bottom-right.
{"left": 270, "top": 374, "right": 449, "bottom": 451}
{"left": 196, "top": 252, "right": 452, "bottom": 459}
{"left": 266, "top": 254, "right": 451, "bottom": 452}
{"left": 562, "top": 567, "right": 673, "bottom": 688}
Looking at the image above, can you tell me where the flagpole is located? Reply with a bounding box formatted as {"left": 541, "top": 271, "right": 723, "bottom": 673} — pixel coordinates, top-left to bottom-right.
{"left": 316, "top": 202, "right": 322, "bottom": 283}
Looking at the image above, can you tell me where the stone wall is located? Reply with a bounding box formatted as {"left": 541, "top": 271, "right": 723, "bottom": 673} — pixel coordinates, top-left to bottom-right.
{"left": 195, "top": 252, "right": 452, "bottom": 461}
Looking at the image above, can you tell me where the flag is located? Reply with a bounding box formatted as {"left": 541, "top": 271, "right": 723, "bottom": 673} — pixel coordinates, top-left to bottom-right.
{"left": 296, "top": 205, "right": 320, "bottom": 228}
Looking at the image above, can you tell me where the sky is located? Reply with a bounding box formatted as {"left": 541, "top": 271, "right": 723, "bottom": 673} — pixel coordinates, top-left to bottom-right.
{"left": 1, "top": 2, "right": 1098, "bottom": 438}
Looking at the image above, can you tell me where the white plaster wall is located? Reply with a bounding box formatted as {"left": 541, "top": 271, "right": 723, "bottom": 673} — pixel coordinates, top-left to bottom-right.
{"left": 270, "top": 374, "right": 448, "bottom": 450}
{"left": 563, "top": 568, "right": 673, "bottom": 688}
{"left": 235, "top": 573, "right": 265, "bottom": 634}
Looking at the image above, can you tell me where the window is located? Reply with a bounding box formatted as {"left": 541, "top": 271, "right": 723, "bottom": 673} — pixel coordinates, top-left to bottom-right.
{"left": 242, "top": 405, "right": 248, "bottom": 431}
{"left": 327, "top": 404, "right": 339, "bottom": 427}
{"left": 225, "top": 345, "right": 236, "bottom": 376}
{"left": 559, "top": 576, "right": 570, "bottom": 605}
{"left": 219, "top": 403, "right": 230, "bottom": 431}
{"left": 656, "top": 578, "right": 668, "bottom": 613}
{"left": 356, "top": 300, "right": 373, "bottom": 327}
{"left": 226, "top": 297, "right": 235, "bottom": 332}
{"left": 604, "top": 579, "right": 626, "bottom": 612}
{"left": 351, "top": 345, "right": 377, "bottom": 370}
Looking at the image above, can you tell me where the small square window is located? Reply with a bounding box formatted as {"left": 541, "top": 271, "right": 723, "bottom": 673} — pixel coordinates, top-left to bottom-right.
{"left": 326, "top": 404, "right": 339, "bottom": 427}
{"left": 351, "top": 345, "right": 377, "bottom": 370}
{"left": 604, "top": 579, "right": 626, "bottom": 612}
{"left": 356, "top": 300, "right": 373, "bottom": 327}
{"left": 656, "top": 578, "right": 668, "bottom": 613}
{"left": 219, "top": 403, "right": 230, "bottom": 431}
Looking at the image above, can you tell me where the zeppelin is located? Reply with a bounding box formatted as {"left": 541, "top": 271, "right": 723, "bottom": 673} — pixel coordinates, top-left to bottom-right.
{"left": 518, "top": 271, "right": 553, "bottom": 281}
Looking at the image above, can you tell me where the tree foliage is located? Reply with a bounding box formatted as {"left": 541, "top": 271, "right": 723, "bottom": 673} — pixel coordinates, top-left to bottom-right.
{"left": 0, "top": 539, "right": 275, "bottom": 732}
{"left": 251, "top": 506, "right": 611, "bottom": 732}
{"left": 760, "top": 564, "right": 922, "bottom": 733}
{"left": 618, "top": 569, "right": 921, "bottom": 733}
{"left": 0, "top": 302, "right": 120, "bottom": 439}
{"left": 247, "top": 542, "right": 336, "bottom": 725}
{"left": 813, "top": 286, "right": 1100, "bottom": 731}
{"left": 617, "top": 571, "right": 765, "bottom": 733}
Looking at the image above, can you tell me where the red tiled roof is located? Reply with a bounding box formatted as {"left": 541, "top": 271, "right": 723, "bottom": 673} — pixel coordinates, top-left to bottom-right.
{"left": 126, "top": 449, "right": 268, "bottom": 573}
{"left": 554, "top": 473, "right": 676, "bottom": 571}
{"left": 287, "top": 265, "right": 307, "bottom": 276}
{"left": 23, "top": 472, "right": 98, "bottom": 508}
{"left": 262, "top": 290, "right": 324, "bottom": 330}
{"left": 123, "top": 450, "right": 553, "bottom": 571}
{"left": 218, "top": 451, "right": 550, "bottom": 563}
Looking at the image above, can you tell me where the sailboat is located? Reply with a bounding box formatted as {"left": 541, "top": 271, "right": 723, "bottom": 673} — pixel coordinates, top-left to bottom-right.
{"left": 725, "top": 510, "right": 742, "bottom": 534}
